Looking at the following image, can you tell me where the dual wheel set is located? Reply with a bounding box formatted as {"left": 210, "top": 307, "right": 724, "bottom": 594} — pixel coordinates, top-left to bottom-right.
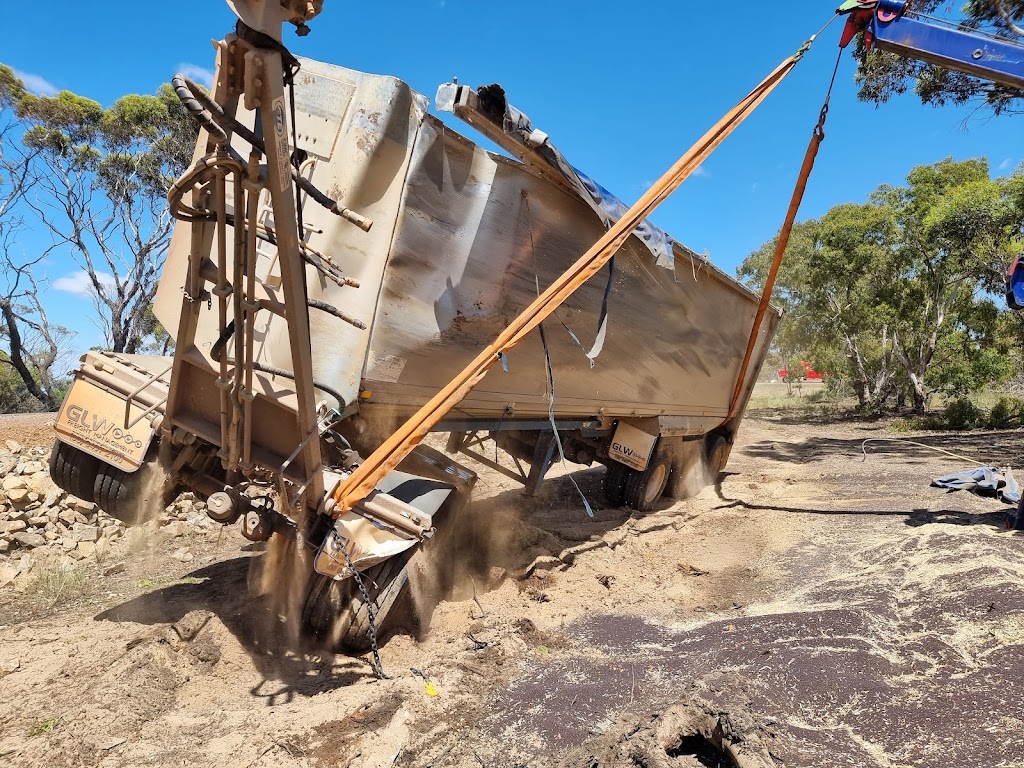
{"left": 601, "top": 433, "right": 730, "bottom": 512}
{"left": 49, "top": 441, "right": 158, "bottom": 526}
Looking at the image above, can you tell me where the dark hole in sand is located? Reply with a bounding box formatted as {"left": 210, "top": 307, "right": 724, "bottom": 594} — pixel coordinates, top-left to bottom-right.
{"left": 666, "top": 735, "right": 738, "bottom": 767}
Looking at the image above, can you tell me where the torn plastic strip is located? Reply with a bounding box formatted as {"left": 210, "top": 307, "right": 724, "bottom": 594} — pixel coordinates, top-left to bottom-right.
{"left": 586, "top": 256, "right": 615, "bottom": 366}
{"left": 523, "top": 192, "right": 614, "bottom": 368}
{"left": 437, "top": 83, "right": 675, "bottom": 271}
{"left": 537, "top": 280, "right": 594, "bottom": 517}
{"left": 553, "top": 256, "right": 612, "bottom": 369}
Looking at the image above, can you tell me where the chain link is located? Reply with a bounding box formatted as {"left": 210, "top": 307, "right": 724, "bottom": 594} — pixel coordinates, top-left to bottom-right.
{"left": 338, "top": 546, "right": 389, "bottom": 680}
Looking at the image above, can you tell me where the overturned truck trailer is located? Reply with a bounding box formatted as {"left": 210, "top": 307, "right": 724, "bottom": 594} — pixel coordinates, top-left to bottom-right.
{"left": 50, "top": 55, "right": 779, "bottom": 648}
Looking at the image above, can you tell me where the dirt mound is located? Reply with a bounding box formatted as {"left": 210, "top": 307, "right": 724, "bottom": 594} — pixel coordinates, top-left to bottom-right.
{"left": 557, "top": 699, "right": 777, "bottom": 768}
{"left": 5, "top": 417, "right": 1024, "bottom": 766}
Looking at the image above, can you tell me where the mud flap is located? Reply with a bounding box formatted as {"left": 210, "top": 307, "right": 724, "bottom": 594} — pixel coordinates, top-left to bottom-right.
{"left": 55, "top": 377, "right": 157, "bottom": 472}
{"left": 609, "top": 420, "right": 658, "bottom": 472}
{"left": 314, "top": 446, "right": 476, "bottom": 581}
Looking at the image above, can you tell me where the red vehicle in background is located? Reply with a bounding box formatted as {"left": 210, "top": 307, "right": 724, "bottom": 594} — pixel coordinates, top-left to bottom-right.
{"left": 778, "top": 361, "right": 824, "bottom": 383}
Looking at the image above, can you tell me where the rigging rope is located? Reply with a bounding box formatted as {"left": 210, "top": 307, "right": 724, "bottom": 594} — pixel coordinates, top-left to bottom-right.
{"left": 860, "top": 437, "right": 986, "bottom": 466}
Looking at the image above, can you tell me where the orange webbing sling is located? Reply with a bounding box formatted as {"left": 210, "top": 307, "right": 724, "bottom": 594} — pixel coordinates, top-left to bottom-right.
{"left": 727, "top": 46, "right": 844, "bottom": 418}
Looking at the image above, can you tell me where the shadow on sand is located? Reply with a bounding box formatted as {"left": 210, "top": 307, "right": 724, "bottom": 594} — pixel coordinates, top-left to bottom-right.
{"left": 94, "top": 554, "right": 373, "bottom": 705}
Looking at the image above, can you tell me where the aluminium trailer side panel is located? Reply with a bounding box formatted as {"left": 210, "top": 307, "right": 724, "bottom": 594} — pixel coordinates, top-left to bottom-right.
{"left": 154, "top": 59, "right": 431, "bottom": 413}
{"left": 361, "top": 114, "right": 777, "bottom": 432}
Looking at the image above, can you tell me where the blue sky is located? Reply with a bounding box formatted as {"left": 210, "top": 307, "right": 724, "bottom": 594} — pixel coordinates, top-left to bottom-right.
{"left": 1, "top": 0, "right": 1021, "bottom": 354}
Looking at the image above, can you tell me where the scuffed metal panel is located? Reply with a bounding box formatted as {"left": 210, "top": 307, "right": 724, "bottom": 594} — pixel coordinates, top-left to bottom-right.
{"left": 437, "top": 81, "right": 677, "bottom": 269}
{"left": 155, "top": 59, "right": 429, "bottom": 410}
{"left": 364, "top": 115, "right": 774, "bottom": 425}
{"left": 155, "top": 58, "right": 777, "bottom": 436}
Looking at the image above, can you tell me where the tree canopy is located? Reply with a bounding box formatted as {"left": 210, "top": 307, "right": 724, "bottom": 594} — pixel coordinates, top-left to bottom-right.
{"left": 740, "top": 158, "right": 1024, "bottom": 412}
{"left": 0, "top": 64, "right": 197, "bottom": 411}
{"left": 854, "top": 0, "right": 1024, "bottom": 114}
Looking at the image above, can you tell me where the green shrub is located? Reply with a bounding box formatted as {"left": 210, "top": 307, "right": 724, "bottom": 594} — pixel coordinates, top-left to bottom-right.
{"left": 888, "top": 415, "right": 944, "bottom": 433}
{"left": 944, "top": 397, "right": 983, "bottom": 429}
{"left": 989, "top": 397, "right": 1013, "bottom": 428}
{"left": 986, "top": 396, "right": 1024, "bottom": 429}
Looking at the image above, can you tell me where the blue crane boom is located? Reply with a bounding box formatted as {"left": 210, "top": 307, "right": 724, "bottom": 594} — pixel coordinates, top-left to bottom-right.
{"left": 840, "top": 0, "right": 1024, "bottom": 90}
{"left": 841, "top": 0, "right": 1024, "bottom": 309}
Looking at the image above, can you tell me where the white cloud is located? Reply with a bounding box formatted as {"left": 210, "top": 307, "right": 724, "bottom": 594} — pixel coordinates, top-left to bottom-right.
{"left": 53, "top": 270, "right": 116, "bottom": 298}
{"left": 176, "top": 63, "right": 214, "bottom": 89}
{"left": 12, "top": 68, "right": 58, "bottom": 97}
{"left": 691, "top": 165, "right": 710, "bottom": 178}
{"left": 998, "top": 157, "right": 1015, "bottom": 172}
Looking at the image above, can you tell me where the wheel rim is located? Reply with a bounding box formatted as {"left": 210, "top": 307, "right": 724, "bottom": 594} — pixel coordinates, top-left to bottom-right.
{"left": 643, "top": 463, "right": 668, "bottom": 505}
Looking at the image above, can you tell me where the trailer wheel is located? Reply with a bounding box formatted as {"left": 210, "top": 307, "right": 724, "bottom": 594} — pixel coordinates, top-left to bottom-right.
{"left": 705, "top": 433, "right": 731, "bottom": 480}
{"left": 94, "top": 460, "right": 169, "bottom": 527}
{"left": 303, "top": 549, "right": 417, "bottom": 653}
{"left": 624, "top": 453, "right": 671, "bottom": 512}
{"left": 49, "top": 440, "right": 101, "bottom": 503}
{"left": 603, "top": 461, "right": 630, "bottom": 507}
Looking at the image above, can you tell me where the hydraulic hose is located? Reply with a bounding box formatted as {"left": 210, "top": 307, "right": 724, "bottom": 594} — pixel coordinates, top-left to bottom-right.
{"left": 171, "top": 75, "right": 372, "bottom": 232}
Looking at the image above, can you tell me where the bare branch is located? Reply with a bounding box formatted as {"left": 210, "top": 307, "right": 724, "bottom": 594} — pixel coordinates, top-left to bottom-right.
{"left": 993, "top": 0, "right": 1024, "bottom": 37}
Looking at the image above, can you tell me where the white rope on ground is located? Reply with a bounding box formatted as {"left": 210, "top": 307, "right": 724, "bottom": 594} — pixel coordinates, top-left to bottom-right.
{"left": 859, "top": 437, "right": 986, "bottom": 467}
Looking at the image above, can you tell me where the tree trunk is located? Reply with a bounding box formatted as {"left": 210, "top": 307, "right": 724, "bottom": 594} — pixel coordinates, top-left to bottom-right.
{"left": 891, "top": 330, "right": 930, "bottom": 415}
{"left": 0, "top": 299, "right": 58, "bottom": 411}
{"left": 908, "top": 371, "right": 927, "bottom": 413}
{"left": 843, "top": 334, "right": 871, "bottom": 408}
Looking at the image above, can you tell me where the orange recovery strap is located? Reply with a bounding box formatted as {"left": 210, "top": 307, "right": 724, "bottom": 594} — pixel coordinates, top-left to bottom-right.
{"left": 726, "top": 49, "right": 843, "bottom": 419}
{"left": 726, "top": 120, "right": 825, "bottom": 418}
{"left": 331, "top": 46, "right": 819, "bottom": 515}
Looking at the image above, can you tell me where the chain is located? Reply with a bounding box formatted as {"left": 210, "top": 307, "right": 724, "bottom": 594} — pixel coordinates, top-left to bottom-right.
{"left": 816, "top": 47, "right": 845, "bottom": 139}
{"left": 338, "top": 545, "right": 389, "bottom": 680}
{"left": 794, "top": 13, "right": 840, "bottom": 59}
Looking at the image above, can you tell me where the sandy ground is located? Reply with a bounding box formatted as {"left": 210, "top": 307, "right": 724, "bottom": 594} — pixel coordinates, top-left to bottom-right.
{"left": 1, "top": 412, "right": 1024, "bottom": 767}
{"left": 0, "top": 413, "right": 59, "bottom": 449}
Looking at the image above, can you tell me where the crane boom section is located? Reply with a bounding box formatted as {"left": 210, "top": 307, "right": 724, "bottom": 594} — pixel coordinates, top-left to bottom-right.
{"left": 870, "top": 8, "right": 1024, "bottom": 90}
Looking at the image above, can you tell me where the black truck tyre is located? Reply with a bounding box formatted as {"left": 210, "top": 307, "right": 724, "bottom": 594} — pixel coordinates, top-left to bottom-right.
{"left": 624, "top": 451, "right": 671, "bottom": 512}
{"left": 49, "top": 440, "right": 101, "bottom": 503}
{"left": 603, "top": 461, "right": 630, "bottom": 507}
{"left": 705, "top": 433, "right": 732, "bottom": 480}
{"left": 302, "top": 480, "right": 475, "bottom": 654}
{"left": 303, "top": 548, "right": 417, "bottom": 653}
{"left": 93, "top": 459, "right": 169, "bottom": 526}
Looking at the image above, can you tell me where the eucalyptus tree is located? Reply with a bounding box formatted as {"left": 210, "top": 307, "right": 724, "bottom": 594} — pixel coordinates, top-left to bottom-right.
{"left": 740, "top": 158, "right": 1023, "bottom": 412}
{"left": 0, "top": 64, "right": 69, "bottom": 411}
{"left": 16, "top": 79, "right": 197, "bottom": 354}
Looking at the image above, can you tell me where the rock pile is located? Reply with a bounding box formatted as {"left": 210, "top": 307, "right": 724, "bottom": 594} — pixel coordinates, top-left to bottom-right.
{"left": 0, "top": 439, "right": 216, "bottom": 588}
{"left": 0, "top": 440, "right": 126, "bottom": 562}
